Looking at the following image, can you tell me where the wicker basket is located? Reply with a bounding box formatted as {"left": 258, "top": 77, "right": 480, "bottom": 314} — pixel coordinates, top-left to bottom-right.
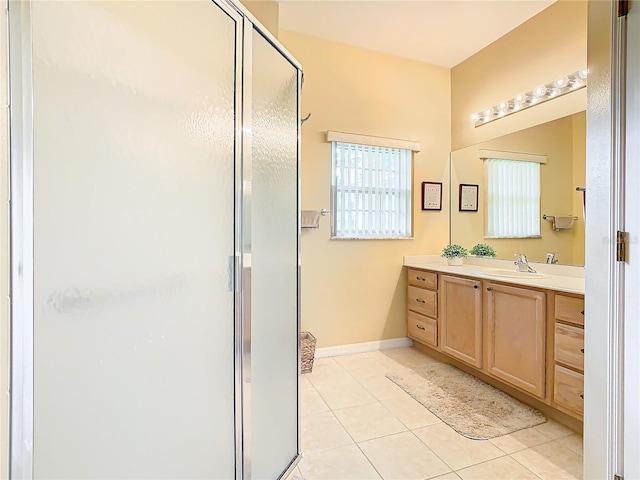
{"left": 300, "top": 332, "right": 317, "bottom": 374}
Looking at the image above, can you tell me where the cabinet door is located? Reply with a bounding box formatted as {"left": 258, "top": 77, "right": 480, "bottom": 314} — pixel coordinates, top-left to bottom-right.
{"left": 440, "top": 275, "right": 483, "bottom": 368}
{"left": 485, "top": 283, "right": 546, "bottom": 398}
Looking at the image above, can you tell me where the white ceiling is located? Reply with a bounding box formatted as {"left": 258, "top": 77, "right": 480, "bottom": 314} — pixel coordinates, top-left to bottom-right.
{"left": 278, "top": 0, "right": 556, "bottom": 68}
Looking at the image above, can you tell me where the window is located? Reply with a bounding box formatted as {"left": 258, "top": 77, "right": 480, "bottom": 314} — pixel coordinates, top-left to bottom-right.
{"left": 486, "top": 158, "right": 541, "bottom": 238}
{"left": 331, "top": 141, "right": 412, "bottom": 239}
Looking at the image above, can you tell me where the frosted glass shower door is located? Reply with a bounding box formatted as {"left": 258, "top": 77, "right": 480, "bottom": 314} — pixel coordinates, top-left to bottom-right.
{"left": 28, "top": 1, "right": 238, "bottom": 477}
{"left": 249, "top": 29, "right": 300, "bottom": 478}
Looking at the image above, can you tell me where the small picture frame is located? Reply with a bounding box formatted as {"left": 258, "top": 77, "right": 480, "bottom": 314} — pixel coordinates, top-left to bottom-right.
{"left": 421, "top": 182, "right": 442, "bottom": 211}
{"left": 459, "top": 184, "right": 479, "bottom": 212}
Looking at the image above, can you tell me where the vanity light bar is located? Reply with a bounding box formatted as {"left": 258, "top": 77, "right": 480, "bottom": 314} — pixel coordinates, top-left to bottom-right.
{"left": 470, "top": 69, "right": 588, "bottom": 127}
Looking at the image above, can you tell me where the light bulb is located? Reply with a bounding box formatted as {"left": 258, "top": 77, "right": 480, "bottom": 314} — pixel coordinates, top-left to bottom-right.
{"left": 529, "top": 96, "right": 539, "bottom": 105}
{"left": 498, "top": 101, "right": 510, "bottom": 112}
{"left": 470, "top": 112, "right": 481, "bottom": 122}
{"left": 578, "top": 68, "right": 588, "bottom": 79}
{"left": 534, "top": 85, "right": 548, "bottom": 98}
{"left": 570, "top": 78, "right": 584, "bottom": 90}
{"left": 549, "top": 87, "right": 562, "bottom": 98}
{"left": 497, "top": 110, "right": 506, "bottom": 117}
{"left": 554, "top": 76, "right": 570, "bottom": 88}
{"left": 514, "top": 93, "right": 527, "bottom": 105}
{"left": 484, "top": 108, "right": 493, "bottom": 117}
{"left": 513, "top": 104, "right": 521, "bottom": 112}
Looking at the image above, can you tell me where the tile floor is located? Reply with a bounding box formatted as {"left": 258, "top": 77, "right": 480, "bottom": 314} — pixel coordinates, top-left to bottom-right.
{"left": 288, "top": 346, "right": 583, "bottom": 480}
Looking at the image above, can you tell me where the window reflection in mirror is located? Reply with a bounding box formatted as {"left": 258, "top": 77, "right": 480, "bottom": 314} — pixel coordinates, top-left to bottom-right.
{"left": 450, "top": 112, "right": 586, "bottom": 266}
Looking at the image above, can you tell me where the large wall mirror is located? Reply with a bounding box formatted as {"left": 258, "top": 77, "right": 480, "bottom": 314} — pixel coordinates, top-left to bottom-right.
{"left": 450, "top": 111, "right": 586, "bottom": 266}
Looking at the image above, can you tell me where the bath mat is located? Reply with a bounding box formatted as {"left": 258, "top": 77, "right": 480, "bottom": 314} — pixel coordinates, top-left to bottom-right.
{"left": 386, "top": 363, "right": 546, "bottom": 439}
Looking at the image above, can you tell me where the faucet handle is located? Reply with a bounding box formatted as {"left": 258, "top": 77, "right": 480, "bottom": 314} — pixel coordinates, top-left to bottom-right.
{"left": 515, "top": 253, "right": 527, "bottom": 263}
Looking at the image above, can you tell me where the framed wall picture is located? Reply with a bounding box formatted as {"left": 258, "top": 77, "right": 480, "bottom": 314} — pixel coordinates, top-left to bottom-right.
{"left": 421, "top": 182, "right": 442, "bottom": 210}
{"left": 459, "top": 184, "right": 479, "bottom": 212}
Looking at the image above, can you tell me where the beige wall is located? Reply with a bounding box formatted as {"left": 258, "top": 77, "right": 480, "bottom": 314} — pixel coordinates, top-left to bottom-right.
{"left": 241, "top": 1, "right": 279, "bottom": 38}
{"left": 1, "top": 9, "right": 9, "bottom": 477}
{"left": 451, "top": 0, "right": 587, "bottom": 151}
{"left": 279, "top": 31, "right": 451, "bottom": 348}
{"left": 451, "top": 113, "right": 585, "bottom": 266}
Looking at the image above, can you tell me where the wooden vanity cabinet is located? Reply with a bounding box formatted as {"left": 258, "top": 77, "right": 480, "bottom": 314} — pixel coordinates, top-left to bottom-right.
{"left": 406, "top": 267, "right": 585, "bottom": 422}
{"left": 552, "top": 293, "right": 585, "bottom": 418}
{"left": 484, "top": 282, "right": 547, "bottom": 398}
{"left": 406, "top": 268, "right": 438, "bottom": 347}
{"left": 440, "top": 275, "right": 483, "bottom": 368}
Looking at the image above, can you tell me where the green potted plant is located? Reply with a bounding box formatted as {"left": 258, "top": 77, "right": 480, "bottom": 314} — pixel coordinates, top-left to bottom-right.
{"left": 470, "top": 243, "right": 497, "bottom": 258}
{"left": 441, "top": 244, "right": 468, "bottom": 266}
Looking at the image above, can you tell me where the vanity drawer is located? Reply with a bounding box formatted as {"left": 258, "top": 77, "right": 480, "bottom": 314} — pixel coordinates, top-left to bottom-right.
{"left": 554, "top": 365, "right": 584, "bottom": 417}
{"left": 555, "top": 295, "right": 585, "bottom": 327}
{"left": 408, "top": 269, "right": 438, "bottom": 290}
{"left": 408, "top": 311, "right": 437, "bottom": 347}
{"left": 555, "top": 324, "right": 584, "bottom": 372}
{"left": 408, "top": 286, "right": 437, "bottom": 318}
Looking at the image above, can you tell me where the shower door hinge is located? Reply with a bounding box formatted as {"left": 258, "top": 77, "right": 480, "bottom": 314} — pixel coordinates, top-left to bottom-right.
{"left": 616, "top": 231, "right": 629, "bottom": 262}
{"left": 618, "top": 0, "right": 629, "bottom": 17}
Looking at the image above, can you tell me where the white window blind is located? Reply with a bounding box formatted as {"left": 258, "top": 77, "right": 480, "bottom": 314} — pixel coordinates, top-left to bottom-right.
{"left": 331, "top": 141, "right": 412, "bottom": 239}
{"left": 486, "top": 158, "right": 541, "bottom": 238}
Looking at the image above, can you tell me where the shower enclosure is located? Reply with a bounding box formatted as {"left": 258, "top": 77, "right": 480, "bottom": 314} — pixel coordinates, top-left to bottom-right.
{"left": 8, "top": 0, "right": 301, "bottom": 478}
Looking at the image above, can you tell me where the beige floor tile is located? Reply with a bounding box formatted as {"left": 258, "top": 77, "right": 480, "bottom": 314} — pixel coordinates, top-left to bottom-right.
{"left": 333, "top": 402, "right": 407, "bottom": 442}
{"left": 511, "top": 440, "right": 583, "bottom": 479}
{"left": 532, "top": 420, "right": 575, "bottom": 440}
{"left": 300, "top": 374, "right": 314, "bottom": 390}
{"left": 335, "top": 356, "right": 389, "bottom": 379}
{"left": 312, "top": 376, "right": 377, "bottom": 410}
{"left": 489, "top": 427, "right": 554, "bottom": 454}
{"left": 285, "top": 466, "right": 304, "bottom": 480}
{"left": 301, "top": 386, "right": 331, "bottom": 416}
{"left": 431, "top": 473, "right": 462, "bottom": 480}
{"left": 301, "top": 411, "right": 353, "bottom": 453}
{"left": 359, "top": 431, "right": 451, "bottom": 479}
{"left": 298, "top": 444, "right": 381, "bottom": 480}
{"left": 457, "top": 456, "right": 540, "bottom": 479}
{"left": 358, "top": 375, "right": 407, "bottom": 401}
{"left": 413, "top": 423, "right": 504, "bottom": 471}
{"left": 556, "top": 434, "right": 583, "bottom": 456}
{"left": 333, "top": 353, "right": 372, "bottom": 363}
{"left": 380, "top": 394, "right": 441, "bottom": 429}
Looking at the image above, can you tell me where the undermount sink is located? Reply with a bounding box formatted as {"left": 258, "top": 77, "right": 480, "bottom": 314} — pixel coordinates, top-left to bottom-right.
{"left": 481, "top": 268, "right": 548, "bottom": 279}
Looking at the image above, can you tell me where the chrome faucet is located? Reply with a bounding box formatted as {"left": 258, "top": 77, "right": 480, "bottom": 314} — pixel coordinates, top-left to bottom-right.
{"left": 514, "top": 253, "right": 537, "bottom": 273}
{"left": 545, "top": 252, "right": 558, "bottom": 264}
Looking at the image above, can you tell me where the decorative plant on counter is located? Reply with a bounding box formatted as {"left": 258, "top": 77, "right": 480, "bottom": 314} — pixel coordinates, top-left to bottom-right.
{"left": 470, "top": 243, "right": 497, "bottom": 258}
{"left": 441, "top": 244, "right": 468, "bottom": 266}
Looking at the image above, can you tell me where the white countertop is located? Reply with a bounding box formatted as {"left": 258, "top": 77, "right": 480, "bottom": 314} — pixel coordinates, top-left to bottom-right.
{"left": 403, "top": 255, "right": 585, "bottom": 295}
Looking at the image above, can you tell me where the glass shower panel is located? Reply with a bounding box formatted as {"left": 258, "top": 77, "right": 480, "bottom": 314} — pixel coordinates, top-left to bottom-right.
{"left": 250, "top": 30, "right": 300, "bottom": 478}
{"left": 31, "top": 1, "right": 237, "bottom": 478}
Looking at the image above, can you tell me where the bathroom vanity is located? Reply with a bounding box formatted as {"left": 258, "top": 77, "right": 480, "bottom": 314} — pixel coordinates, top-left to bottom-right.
{"left": 404, "top": 257, "right": 585, "bottom": 422}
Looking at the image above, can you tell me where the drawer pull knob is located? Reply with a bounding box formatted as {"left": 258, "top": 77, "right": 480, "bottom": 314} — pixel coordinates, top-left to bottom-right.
{"left": 580, "top": 348, "right": 585, "bottom": 354}
{"left": 416, "top": 299, "right": 426, "bottom": 304}
{"left": 473, "top": 285, "right": 479, "bottom": 289}
{"left": 487, "top": 287, "right": 493, "bottom": 291}
{"left": 416, "top": 324, "right": 426, "bottom": 331}
{"left": 417, "top": 277, "right": 425, "bottom": 281}
{"left": 581, "top": 310, "right": 585, "bottom": 315}
{"left": 580, "top": 393, "right": 584, "bottom": 399}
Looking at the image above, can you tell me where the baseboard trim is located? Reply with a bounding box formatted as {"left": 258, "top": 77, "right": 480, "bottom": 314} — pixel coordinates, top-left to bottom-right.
{"left": 314, "top": 337, "right": 413, "bottom": 359}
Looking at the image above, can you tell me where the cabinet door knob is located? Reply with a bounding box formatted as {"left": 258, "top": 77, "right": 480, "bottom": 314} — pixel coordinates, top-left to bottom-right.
{"left": 486, "top": 287, "right": 493, "bottom": 291}
{"left": 580, "top": 393, "right": 584, "bottom": 399}
{"left": 416, "top": 324, "right": 426, "bottom": 331}
{"left": 473, "top": 285, "right": 479, "bottom": 289}
{"left": 416, "top": 298, "right": 425, "bottom": 304}
{"left": 580, "top": 310, "right": 585, "bottom": 315}
{"left": 580, "top": 348, "right": 585, "bottom": 354}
